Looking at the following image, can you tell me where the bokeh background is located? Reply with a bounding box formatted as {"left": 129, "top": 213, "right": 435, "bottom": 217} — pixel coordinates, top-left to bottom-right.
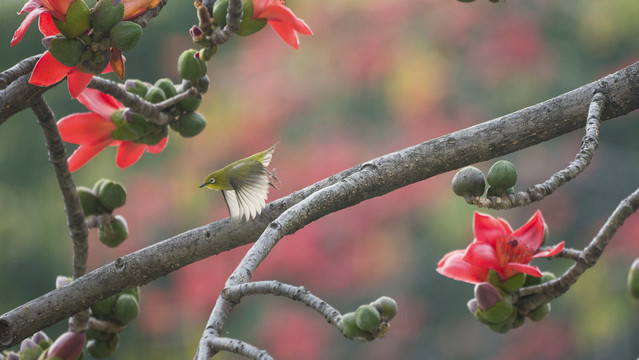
{"left": 2, "top": 0, "right": 639, "bottom": 358}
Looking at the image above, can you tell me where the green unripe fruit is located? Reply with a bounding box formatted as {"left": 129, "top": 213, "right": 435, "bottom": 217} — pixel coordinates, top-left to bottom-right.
{"left": 78, "top": 49, "right": 111, "bottom": 74}
{"left": 452, "top": 166, "right": 486, "bottom": 197}
{"left": 121, "top": 286, "right": 141, "bottom": 302}
{"left": 174, "top": 112, "right": 207, "bottom": 137}
{"left": 500, "top": 273, "right": 526, "bottom": 292}
{"left": 125, "top": 80, "right": 150, "bottom": 98}
{"left": 109, "top": 21, "right": 143, "bottom": 51}
{"left": 355, "top": 304, "right": 381, "bottom": 332}
{"left": 488, "top": 321, "right": 512, "bottom": 334}
{"left": 77, "top": 186, "right": 106, "bottom": 216}
{"left": 528, "top": 302, "right": 551, "bottom": 321}
{"left": 340, "top": 312, "right": 370, "bottom": 339}
{"left": 114, "top": 294, "right": 139, "bottom": 324}
{"left": 135, "top": 125, "right": 168, "bottom": 146}
{"left": 154, "top": 78, "right": 177, "bottom": 99}
{"left": 87, "top": 333, "right": 119, "bottom": 358}
{"left": 371, "top": 296, "right": 398, "bottom": 321}
{"left": 213, "top": 0, "right": 267, "bottom": 36}
{"left": 97, "top": 180, "right": 126, "bottom": 210}
{"left": 176, "top": 94, "right": 202, "bottom": 113}
{"left": 486, "top": 160, "right": 517, "bottom": 189}
{"left": 91, "top": 295, "right": 116, "bottom": 319}
{"left": 177, "top": 49, "right": 207, "bottom": 81}
{"left": 48, "top": 38, "right": 84, "bottom": 67}
{"left": 91, "top": 0, "right": 125, "bottom": 32}
{"left": 540, "top": 271, "right": 557, "bottom": 284}
{"left": 99, "top": 215, "right": 128, "bottom": 247}
{"left": 53, "top": 0, "right": 91, "bottom": 39}
{"left": 481, "top": 299, "right": 514, "bottom": 324}
{"left": 144, "top": 86, "right": 167, "bottom": 104}
{"left": 93, "top": 178, "right": 111, "bottom": 195}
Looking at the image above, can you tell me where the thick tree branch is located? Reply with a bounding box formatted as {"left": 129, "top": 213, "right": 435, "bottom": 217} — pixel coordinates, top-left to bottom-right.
{"left": 2, "top": 60, "right": 639, "bottom": 349}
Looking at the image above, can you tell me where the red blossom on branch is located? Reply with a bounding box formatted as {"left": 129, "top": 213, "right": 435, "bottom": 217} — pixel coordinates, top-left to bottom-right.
{"left": 437, "top": 210, "right": 564, "bottom": 284}
{"left": 252, "top": 0, "right": 312, "bottom": 49}
{"left": 57, "top": 88, "right": 168, "bottom": 171}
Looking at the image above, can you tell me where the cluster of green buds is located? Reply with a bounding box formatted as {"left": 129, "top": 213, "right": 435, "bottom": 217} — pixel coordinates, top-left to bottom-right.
{"left": 469, "top": 270, "right": 556, "bottom": 333}
{"left": 124, "top": 74, "right": 208, "bottom": 139}
{"left": 1, "top": 331, "right": 86, "bottom": 360}
{"left": 452, "top": 160, "right": 518, "bottom": 199}
{"left": 78, "top": 178, "right": 128, "bottom": 247}
{"left": 44, "top": 0, "right": 143, "bottom": 77}
{"left": 339, "top": 296, "right": 398, "bottom": 341}
{"left": 87, "top": 287, "right": 140, "bottom": 358}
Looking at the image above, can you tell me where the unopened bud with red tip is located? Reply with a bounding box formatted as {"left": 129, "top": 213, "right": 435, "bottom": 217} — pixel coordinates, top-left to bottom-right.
{"left": 45, "top": 332, "right": 86, "bottom": 360}
{"left": 190, "top": 25, "right": 203, "bottom": 40}
{"left": 474, "top": 282, "right": 502, "bottom": 311}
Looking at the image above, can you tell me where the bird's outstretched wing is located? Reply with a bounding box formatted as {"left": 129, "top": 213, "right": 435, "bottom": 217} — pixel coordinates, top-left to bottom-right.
{"left": 223, "top": 161, "right": 271, "bottom": 223}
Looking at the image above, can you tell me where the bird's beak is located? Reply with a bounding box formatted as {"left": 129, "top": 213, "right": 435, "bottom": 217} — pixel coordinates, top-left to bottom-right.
{"left": 199, "top": 182, "right": 207, "bottom": 188}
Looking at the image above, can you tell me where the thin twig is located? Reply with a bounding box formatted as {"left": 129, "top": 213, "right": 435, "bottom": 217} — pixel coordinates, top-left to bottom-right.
{"left": 208, "top": 337, "right": 273, "bottom": 360}
{"left": 155, "top": 87, "right": 199, "bottom": 110}
{"left": 469, "top": 92, "right": 605, "bottom": 209}
{"left": 208, "top": 0, "right": 243, "bottom": 46}
{"left": 0, "top": 55, "right": 41, "bottom": 90}
{"left": 30, "top": 96, "right": 90, "bottom": 331}
{"left": 131, "top": 0, "right": 169, "bottom": 28}
{"left": 87, "top": 213, "right": 115, "bottom": 229}
{"left": 515, "top": 186, "right": 639, "bottom": 311}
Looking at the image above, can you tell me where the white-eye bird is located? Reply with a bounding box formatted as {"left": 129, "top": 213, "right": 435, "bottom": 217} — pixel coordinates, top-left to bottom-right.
{"left": 200, "top": 143, "right": 279, "bottom": 223}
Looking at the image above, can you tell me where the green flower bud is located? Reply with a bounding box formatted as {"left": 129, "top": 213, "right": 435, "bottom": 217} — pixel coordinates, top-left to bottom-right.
{"left": 53, "top": 0, "right": 91, "bottom": 39}
{"left": 512, "top": 314, "right": 526, "bottom": 329}
{"left": 176, "top": 94, "right": 202, "bottom": 113}
{"left": 99, "top": 215, "right": 128, "bottom": 248}
{"left": 540, "top": 271, "right": 557, "bottom": 284}
{"left": 114, "top": 294, "right": 139, "bottom": 324}
{"left": 174, "top": 112, "right": 207, "bottom": 137}
{"left": 90, "top": 0, "right": 125, "bottom": 32}
{"left": 628, "top": 258, "right": 639, "bottom": 299}
{"left": 528, "top": 302, "right": 551, "bottom": 321}
{"left": 48, "top": 37, "right": 84, "bottom": 67}
{"left": 488, "top": 320, "right": 512, "bottom": 334}
{"left": 340, "top": 312, "right": 370, "bottom": 339}
{"left": 371, "top": 296, "right": 398, "bottom": 321}
{"left": 213, "top": 0, "right": 267, "bottom": 36}
{"left": 45, "top": 332, "right": 86, "bottom": 360}
{"left": 135, "top": 125, "right": 168, "bottom": 146}
{"left": 144, "top": 86, "right": 167, "bottom": 104}
{"left": 32, "top": 331, "right": 50, "bottom": 348}
{"left": 500, "top": 273, "right": 526, "bottom": 292}
{"left": 85, "top": 329, "right": 111, "bottom": 342}
{"left": 177, "top": 49, "right": 207, "bottom": 81}
{"left": 97, "top": 180, "right": 126, "bottom": 210}
{"left": 474, "top": 282, "right": 503, "bottom": 311}
{"left": 86, "top": 333, "right": 119, "bottom": 359}
{"left": 451, "top": 166, "right": 486, "bottom": 197}
{"left": 78, "top": 49, "right": 111, "bottom": 74}
{"left": 198, "top": 46, "right": 218, "bottom": 61}
{"left": 154, "top": 78, "right": 177, "bottom": 99}
{"left": 355, "top": 304, "right": 381, "bottom": 332}
{"left": 93, "top": 178, "right": 111, "bottom": 196}
{"left": 77, "top": 186, "right": 106, "bottom": 216}
{"left": 486, "top": 160, "right": 517, "bottom": 189}
{"left": 121, "top": 286, "right": 141, "bottom": 302}
{"left": 481, "top": 299, "right": 515, "bottom": 324}
{"left": 91, "top": 295, "right": 117, "bottom": 319}
{"left": 109, "top": 21, "right": 143, "bottom": 51}
{"left": 125, "top": 79, "right": 150, "bottom": 98}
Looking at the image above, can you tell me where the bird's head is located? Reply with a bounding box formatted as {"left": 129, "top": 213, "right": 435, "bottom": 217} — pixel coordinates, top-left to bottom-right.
{"left": 200, "top": 171, "right": 223, "bottom": 190}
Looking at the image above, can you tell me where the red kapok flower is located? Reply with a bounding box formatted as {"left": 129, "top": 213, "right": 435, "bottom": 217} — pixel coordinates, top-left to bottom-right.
{"left": 57, "top": 87, "right": 167, "bottom": 171}
{"left": 252, "top": 0, "right": 312, "bottom": 49}
{"left": 437, "top": 210, "right": 564, "bottom": 284}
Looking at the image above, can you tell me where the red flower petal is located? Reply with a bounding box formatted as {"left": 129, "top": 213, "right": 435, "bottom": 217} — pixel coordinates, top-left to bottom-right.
{"left": 12, "top": 7, "right": 46, "bottom": 46}
{"left": 533, "top": 241, "right": 565, "bottom": 258}
{"left": 504, "top": 263, "right": 542, "bottom": 278}
{"left": 67, "top": 140, "right": 112, "bottom": 172}
{"left": 41, "top": 0, "right": 72, "bottom": 21}
{"left": 473, "top": 212, "right": 512, "bottom": 246}
{"left": 76, "top": 88, "right": 122, "bottom": 119}
{"left": 147, "top": 137, "right": 168, "bottom": 154}
{"left": 464, "top": 242, "right": 501, "bottom": 272}
{"left": 437, "top": 249, "right": 489, "bottom": 284}
{"left": 123, "top": 0, "right": 161, "bottom": 20}
{"left": 259, "top": 4, "right": 312, "bottom": 49}
{"left": 67, "top": 69, "right": 94, "bottom": 99}
{"left": 38, "top": 12, "right": 59, "bottom": 37}
{"left": 116, "top": 141, "right": 146, "bottom": 169}
{"left": 510, "top": 210, "right": 545, "bottom": 250}
{"left": 29, "top": 51, "right": 71, "bottom": 86}
{"left": 57, "top": 113, "right": 116, "bottom": 145}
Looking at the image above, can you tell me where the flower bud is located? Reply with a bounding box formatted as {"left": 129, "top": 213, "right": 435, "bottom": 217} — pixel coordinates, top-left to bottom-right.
{"left": 86, "top": 333, "right": 119, "bottom": 358}
{"left": 124, "top": 79, "right": 149, "bottom": 97}
{"left": 78, "top": 49, "right": 111, "bottom": 74}
{"left": 197, "top": 46, "right": 217, "bottom": 61}
{"left": 91, "top": 295, "right": 117, "bottom": 319}
{"left": 45, "top": 331, "right": 86, "bottom": 360}
{"left": 540, "top": 271, "right": 557, "bottom": 284}
{"left": 486, "top": 160, "right": 517, "bottom": 189}
{"left": 189, "top": 25, "right": 203, "bottom": 40}
{"left": 474, "top": 282, "right": 502, "bottom": 311}
{"left": 90, "top": 0, "right": 125, "bottom": 32}
{"left": 53, "top": 0, "right": 91, "bottom": 39}
{"left": 154, "top": 78, "right": 178, "bottom": 99}
{"left": 113, "top": 294, "right": 139, "bottom": 324}
{"left": 96, "top": 180, "right": 126, "bottom": 210}
{"left": 177, "top": 49, "right": 208, "bottom": 81}
{"left": 41, "top": 35, "right": 57, "bottom": 49}
{"left": 48, "top": 38, "right": 84, "bottom": 67}
{"left": 340, "top": 312, "right": 370, "bottom": 339}
{"left": 32, "top": 331, "right": 50, "bottom": 346}
{"left": 528, "top": 302, "right": 551, "bottom": 322}
{"left": 56, "top": 275, "right": 72, "bottom": 289}
{"left": 371, "top": 296, "right": 398, "bottom": 322}
{"left": 354, "top": 304, "right": 381, "bottom": 332}
{"left": 173, "top": 112, "right": 207, "bottom": 137}
{"left": 144, "top": 86, "right": 167, "bottom": 104}
{"left": 451, "top": 166, "right": 486, "bottom": 197}
{"left": 481, "top": 299, "right": 514, "bottom": 324}
{"left": 20, "top": 338, "right": 37, "bottom": 353}
{"left": 500, "top": 272, "right": 526, "bottom": 292}
{"left": 467, "top": 298, "right": 478, "bottom": 314}
{"left": 212, "top": 0, "right": 268, "bottom": 36}
{"left": 6, "top": 353, "right": 19, "bottom": 360}
{"left": 99, "top": 215, "right": 128, "bottom": 248}
{"left": 109, "top": 21, "right": 143, "bottom": 51}
{"left": 176, "top": 94, "right": 202, "bottom": 113}
{"left": 628, "top": 258, "right": 639, "bottom": 299}
{"left": 77, "top": 186, "right": 106, "bottom": 216}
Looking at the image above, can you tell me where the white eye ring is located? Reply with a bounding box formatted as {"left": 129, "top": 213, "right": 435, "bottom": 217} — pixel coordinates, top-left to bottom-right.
{"left": 209, "top": 178, "right": 215, "bottom": 184}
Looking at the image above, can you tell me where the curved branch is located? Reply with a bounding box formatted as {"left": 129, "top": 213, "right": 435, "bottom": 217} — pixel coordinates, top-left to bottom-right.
{"left": 208, "top": 337, "right": 273, "bottom": 360}
{"left": 2, "top": 60, "right": 639, "bottom": 349}
{"left": 0, "top": 55, "right": 40, "bottom": 91}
